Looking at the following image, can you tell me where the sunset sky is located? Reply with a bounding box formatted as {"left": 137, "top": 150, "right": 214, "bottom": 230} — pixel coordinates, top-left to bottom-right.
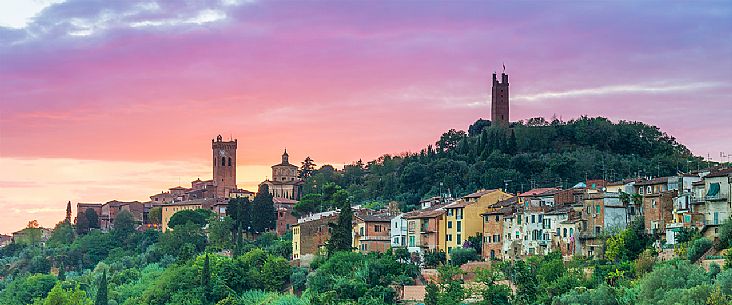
{"left": 1, "top": 0, "right": 731, "bottom": 233}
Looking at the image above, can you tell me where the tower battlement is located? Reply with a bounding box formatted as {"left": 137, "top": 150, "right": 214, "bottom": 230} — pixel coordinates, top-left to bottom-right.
{"left": 212, "top": 134, "right": 237, "bottom": 198}
{"left": 491, "top": 72, "right": 510, "bottom": 126}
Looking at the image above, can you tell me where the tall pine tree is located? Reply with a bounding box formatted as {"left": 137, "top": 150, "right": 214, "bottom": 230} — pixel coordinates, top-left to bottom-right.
{"left": 201, "top": 253, "right": 211, "bottom": 304}
{"left": 95, "top": 269, "right": 107, "bottom": 305}
{"left": 251, "top": 184, "right": 276, "bottom": 234}
{"left": 326, "top": 189, "right": 352, "bottom": 254}
{"left": 65, "top": 201, "right": 72, "bottom": 223}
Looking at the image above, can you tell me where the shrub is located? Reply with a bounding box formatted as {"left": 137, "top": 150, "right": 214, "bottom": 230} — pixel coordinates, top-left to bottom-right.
{"left": 450, "top": 247, "right": 479, "bottom": 266}
{"left": 687, "top": 238, "right": 713, "bottom": 262}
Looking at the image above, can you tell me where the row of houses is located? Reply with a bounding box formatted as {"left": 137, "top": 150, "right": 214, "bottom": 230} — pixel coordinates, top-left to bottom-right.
{"left": 291, "top": 166, "right": 732, "bottom": 264}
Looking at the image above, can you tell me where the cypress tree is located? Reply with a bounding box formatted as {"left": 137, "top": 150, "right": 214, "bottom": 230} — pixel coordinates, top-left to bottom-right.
{"left": 65, "top": 201, "right": 72, "bottom": 223}
{"left": 507, "top": 129, "right": 517, "bottom": 154}
{"left": 326, "top": 190, "right": 352, "bottom": 254}
{"left": 201, "top": 253, "right": 211, "bottom": 303}
{"left": 57, "top": 262, "right": 65, "bottom": 281}
{"left": 95, "top": 269, "right": 107, "bottom": 305}
{"left": 251, "top": 184, "right": 276, "bottom": 234}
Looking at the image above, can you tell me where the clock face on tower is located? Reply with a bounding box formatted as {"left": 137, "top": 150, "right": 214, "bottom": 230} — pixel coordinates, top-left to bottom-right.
{"left": 219, "top": 149, "right": 226, "bottom": 157}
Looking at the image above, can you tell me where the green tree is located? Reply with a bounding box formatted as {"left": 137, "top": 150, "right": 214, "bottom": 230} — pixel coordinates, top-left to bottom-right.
{"left": 0, "top": 274, "right": 57, "bottom": 305}
{"left": 168, "top": 209, "right": 209, "bottom": 229}
{"left": 326, "top": 188, "right": 352, "bottom": 254}
{"left": 65, "top": 201, "right": 72, "bottom": 223}
{"left": 112, "top": 210, "right": 136, "bottom": 238}
{"left": 424, "top": 282, "right": 439, "bottom": 305}
{"left": 718, "top": 217, "right": 732, "bottom": 249}
{"left": 475, "top": 268, "right": 511, "bottom": 305}
{"left": 251, "top": 184, "right": 276, "bottom": 233}
{"left": 299, "top": 156, "right": 317, "bottom": 179}
{"left": 450, "top": 247, "right": 479, "bottom": 266}
{"left": 95, "top": 270, "right": 107, "bottom": 305}
{"left": 261, "top": 255, "right": 291, "bottom": 291}
{"left": 85, "top": 208, "right": 100, "bottom": 230}
{"left": 208, "top": 216, "right": 234, "bottom": 250}
{"left": 33, "top": 283, "right": 92, "bottom": 305}
{"left": 148, "top": 207, "right": 162, "bottom": 224}
{"left": 57, "top": 262, "right": 66, "bottom": 281}
{"left": 424, "top": 249, "right": 447, "bottom": 268}
{"left": 48, "top": 221, "right": 75, "bottom": 247}
{"left": 687, "top": 237, "right": 712, "bottom": 262}
{"left": 201, "top": 254, "right": 211, "bottom": 304}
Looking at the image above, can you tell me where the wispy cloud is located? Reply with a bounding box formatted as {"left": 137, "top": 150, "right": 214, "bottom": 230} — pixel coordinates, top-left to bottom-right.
{"left": 514, "top": 82, "right": 725, "bottom": 103}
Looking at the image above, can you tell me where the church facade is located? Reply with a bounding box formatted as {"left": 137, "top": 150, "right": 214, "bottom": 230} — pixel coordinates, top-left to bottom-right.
{"left": 260, "top": 149, "right": 304, "bottom": 200}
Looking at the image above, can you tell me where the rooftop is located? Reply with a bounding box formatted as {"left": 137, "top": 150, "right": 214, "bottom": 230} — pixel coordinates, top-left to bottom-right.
{"left": 518, "top": 187, "right": 560, "bottom": 197}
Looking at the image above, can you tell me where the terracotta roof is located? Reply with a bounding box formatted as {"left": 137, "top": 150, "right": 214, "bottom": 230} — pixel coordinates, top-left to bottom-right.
{"left": 607, "top": 178, "right": 641, "bottom": 186}
{"left": 481, "top": 206, "right": 513, "bottom": 216}
{"left": 403, "top": 207, "right": 446, "bottom": 219}
{"left": 361, "top": 213, "right": 394, "bottom": 222}
{"left": 272, "top": 163, "right": 298, "bottom": 168}
{"left": 445, "top": 199, "right": 470, "bottom": 209}
{"left": 545, "top": 206, "right": 572, "bottom": 215}
{"left": 493, "top": 196, "right": 518, "bottom": 208}
{"left": 635, "top": 177, "right": 670, "bottom": 186}
{"left": 518, "top": 187, "right": 559, "bottom": 197}
{"left": 706, "top": 167, "right": 732, "bottom": 178}
{"left": 169, "top": 186, "right": 187, "bottom": 190}
{"left": 463, "top": 189, "right": 498, "bottom": 199}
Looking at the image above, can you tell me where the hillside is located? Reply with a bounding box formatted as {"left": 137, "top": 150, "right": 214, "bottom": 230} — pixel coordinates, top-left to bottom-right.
{"left": 302, "top": 116, "right": 706, "bottom": 210}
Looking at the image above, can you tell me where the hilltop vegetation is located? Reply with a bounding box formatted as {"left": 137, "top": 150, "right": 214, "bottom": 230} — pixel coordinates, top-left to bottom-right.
{"left": 300, "top": 116, "right": 705, "bottom": 211}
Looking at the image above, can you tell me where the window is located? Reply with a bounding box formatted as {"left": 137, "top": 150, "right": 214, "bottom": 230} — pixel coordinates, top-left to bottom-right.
{"left": 652, "top": 199, "right": 656, "bottom": 209}
{"left": 447, "top": 234, "right": 453, "bottom": 241}
{"left": 494, "top": 234, "right": 500, "bottom": 243}
{"left": 409, "top": 236, "right": 415, "bottom": 247}
{"left": 517, "top": 216, "right": 522, "bottom": 224}
{"left": 563, "top": 228, "right": 567, "bottom": 237}
{"left": 487, "top": 236, "right": 492, "bottom": 243}
{"left": 457, "top": 234, "right": 462, "bottom": 244}
{"left": 531, "top": 215, "right": 536, "bottom": 223}
{"left": 647, "top": 186, "right": 652, "bottom": 194}
{"left": 495, "top": 215, "right": 500, "bottom": 221}
{"left": 595, "top": 226, "right": 601, "bottom": 234}
{"left": 359, "top": 227, "right": 364, "bottom": 236}
{"left": 538, "top": 215, "right": 543, "bottom": 223}
{"left": 569, "top": 228, "right": 574, "bottom": 236}
{"left": 556, "top": 228, "right": 560, "bottom": 236}
{"left": 448, "top": 221, "right": 453, "bottom": 229}
{"left": 596, "top": 205, "right": 601, "bottom": 214}
{"left": 516, "top": 231, "right": 520, "bottom": 238}
{"left": 448, "top": 209, "right": 453, "bottom": 216}
{"left": 221, "top": 157, "right": 226, "bottom": 166}
{"left": 228, "top": 157, "right": 232, "bottom": 166}
{"left": 456, "top": 221, "right": 462, "bottom": 232}
{"left": 375, "top": 225, "right": 382, "bottom": 232}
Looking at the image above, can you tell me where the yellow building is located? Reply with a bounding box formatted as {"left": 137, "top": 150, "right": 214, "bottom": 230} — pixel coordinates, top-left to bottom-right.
{"left": 443, "top": 189, "right": 513, "bottom": 257}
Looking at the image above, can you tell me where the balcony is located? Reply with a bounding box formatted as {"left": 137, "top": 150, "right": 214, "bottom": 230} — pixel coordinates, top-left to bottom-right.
{"left": 360, "top": 235, "right": 391, "bottom": 242}
{"left": 690, "top": 196, "right": 705, "bottom": 204}
{"left": 706, "top": 193, "right": 728, "bottom": 202}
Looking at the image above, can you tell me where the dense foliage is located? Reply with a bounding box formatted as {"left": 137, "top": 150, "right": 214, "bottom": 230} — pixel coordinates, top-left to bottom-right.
{"left": 299, "top": 117, "right": 704, "bottom": 211}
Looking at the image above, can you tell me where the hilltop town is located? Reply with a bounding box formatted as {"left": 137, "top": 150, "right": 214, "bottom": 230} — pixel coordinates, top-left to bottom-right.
{"left": 2, "top": 72, "right": 730, "bottom": 305}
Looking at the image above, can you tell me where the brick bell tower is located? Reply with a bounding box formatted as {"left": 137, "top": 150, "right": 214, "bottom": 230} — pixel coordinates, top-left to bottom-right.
{"left": 491, "top": 71, "right": 510, "bottom": 126}
{"left": 212, "top": 135, "right": 237, "bottom": 198}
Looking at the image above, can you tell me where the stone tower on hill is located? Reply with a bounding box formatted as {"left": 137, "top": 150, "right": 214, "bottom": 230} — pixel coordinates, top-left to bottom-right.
{"left": 212, "top": 135, "right": 237, "bottom": 198}
{"left": 491, "top": 72, "right": 510, "bottom": 126}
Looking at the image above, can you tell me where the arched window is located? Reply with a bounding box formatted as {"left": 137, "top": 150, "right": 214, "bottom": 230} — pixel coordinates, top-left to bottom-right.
{"left": 221, "top": 157, "right": 226, "bottom": 166}
{"left": 228, "top": 157, "right": 232, "bottom": 166}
